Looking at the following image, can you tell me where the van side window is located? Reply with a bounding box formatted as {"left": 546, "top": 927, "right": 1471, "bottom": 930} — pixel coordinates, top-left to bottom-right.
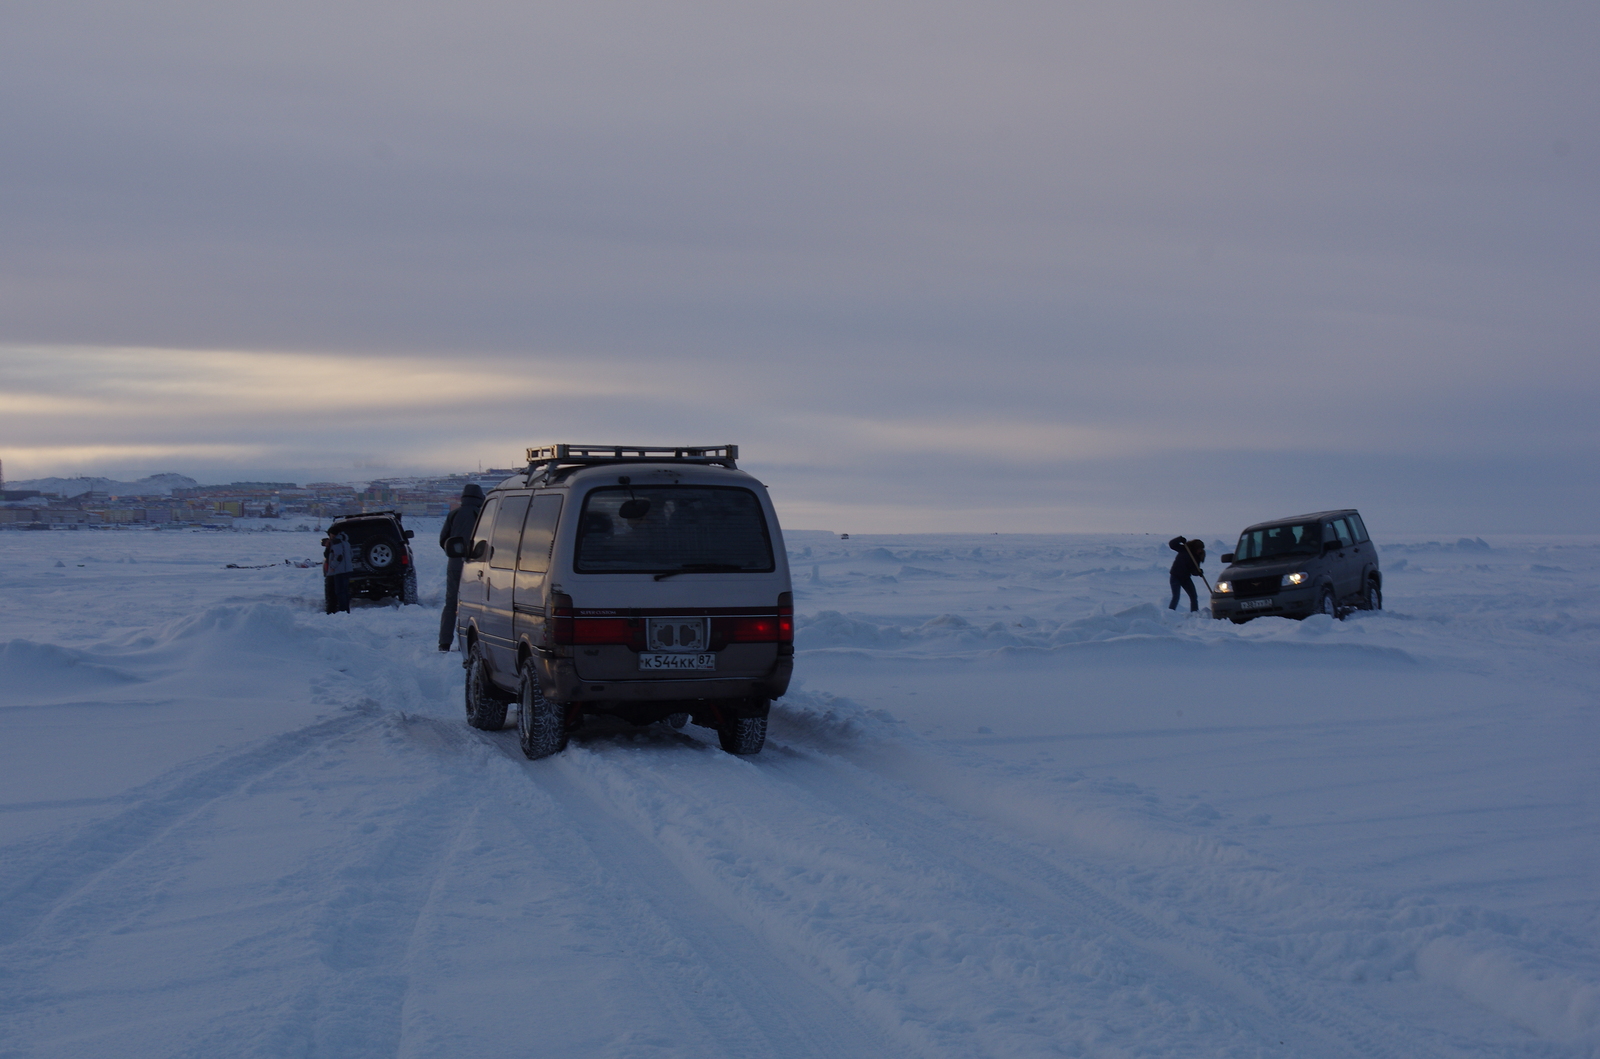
{"left": 517, "top": 495, "right": 563, "bottom": 573}
{"left": 1347, "top": 512, "right": 1369, "bottom": 542}
{"left": 490, "top": 495, "right": 531, "bottom": 569}
{"left": 470, "top": 498, "right": 499, "bottom": 561}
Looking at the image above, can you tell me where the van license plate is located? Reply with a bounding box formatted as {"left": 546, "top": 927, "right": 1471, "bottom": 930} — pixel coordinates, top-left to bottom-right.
{"left": 646, "top": 617, "right": 708, "bottom": 652}
{"left": 1240, "top": 598, "right": 1274, "bottom": 610}
{"left": 639, "top": 653, "right": 716, "bottom": 671}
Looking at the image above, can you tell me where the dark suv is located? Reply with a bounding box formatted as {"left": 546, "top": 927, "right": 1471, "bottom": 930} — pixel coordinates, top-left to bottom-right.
{"left": 1211, "top": 509, "right": 1381, "bottom": 622}
{"left": 322, "top": 511, "right": 419, "bottom": 612}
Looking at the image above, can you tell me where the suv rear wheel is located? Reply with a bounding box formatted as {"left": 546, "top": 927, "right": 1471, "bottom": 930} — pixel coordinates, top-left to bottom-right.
{"left": 1362, "top": 580, "right": 1382, "bottom": 611}
{"left": 367, "top": 542, "right": 395, "bottom": 568}
{"left": 464, "top": 642, "right": 509, "bottom": 731}
{"left": 517, "top": 659, "right": 566, "bottom": 759}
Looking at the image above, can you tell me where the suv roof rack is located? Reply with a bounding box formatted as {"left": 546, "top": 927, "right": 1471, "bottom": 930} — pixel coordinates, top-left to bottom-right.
{"left": 333, "top": 509, "right": 403, "bottom": 520}
{"left": 527, "top": 443, "right": 736, "bottom": 467}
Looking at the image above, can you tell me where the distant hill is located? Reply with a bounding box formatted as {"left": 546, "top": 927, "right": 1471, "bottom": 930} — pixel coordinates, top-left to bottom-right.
{"left": 4, "top": 473, "right": 200, "bottom": 497}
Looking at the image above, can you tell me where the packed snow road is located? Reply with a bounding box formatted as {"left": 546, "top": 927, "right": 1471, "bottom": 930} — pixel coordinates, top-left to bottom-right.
{"left": 1, "top": 525, "right": 1596, "bottom": 1057}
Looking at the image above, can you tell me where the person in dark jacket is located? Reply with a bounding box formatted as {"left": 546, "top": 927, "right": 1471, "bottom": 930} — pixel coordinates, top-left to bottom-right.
{"left": 438, "top": 484, "right": 485, "bottom": 650}
{"left": 1168, "top": 535, "right": 1205, "bottom": 612}
{"left": 326, "top": 531, "right": 354, "bottom": 613}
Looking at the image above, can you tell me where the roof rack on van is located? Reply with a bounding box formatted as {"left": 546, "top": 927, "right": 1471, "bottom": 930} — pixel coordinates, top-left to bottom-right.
{"left": 523, "top": 444, "right": 739, "bottom": 483}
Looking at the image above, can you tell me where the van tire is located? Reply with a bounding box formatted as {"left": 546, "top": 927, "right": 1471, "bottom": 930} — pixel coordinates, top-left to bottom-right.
{"left": 718, "top": 716, "right": 767, "bottom": 755}
{"left": 402, "top": 568, "right": 419, "bottom": 605}
{"left": 465, "top": 643, "right": 508, "bottom": 731}
{"left": 517, "top": 660, "right": 567, "bottom": 759}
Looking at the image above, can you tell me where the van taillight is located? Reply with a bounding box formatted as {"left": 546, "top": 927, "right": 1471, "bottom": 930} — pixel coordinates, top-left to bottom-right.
{"left": 723, "top": 616, "right": 779, "bottom": 642}
{"left": 551, "top": 595, "right": 638, "bottom": 646}
{"left": 572, "top": 618, "right": 634, "bottom": 645}
{"left": 718, "top": 595, "right": 794, "bottom": 644}
{"left": 551, "top": 592, "right": 575, "bottom": 644}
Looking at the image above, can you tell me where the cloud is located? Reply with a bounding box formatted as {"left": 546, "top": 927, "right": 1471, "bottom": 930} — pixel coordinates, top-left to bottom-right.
{"left": 1, "top": 3, "right": 1597, "bottom": 529}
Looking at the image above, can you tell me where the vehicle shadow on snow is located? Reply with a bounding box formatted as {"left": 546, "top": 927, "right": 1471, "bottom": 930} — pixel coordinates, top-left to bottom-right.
{"left": 559, "top": 714, "right": 719, "bottom": 754}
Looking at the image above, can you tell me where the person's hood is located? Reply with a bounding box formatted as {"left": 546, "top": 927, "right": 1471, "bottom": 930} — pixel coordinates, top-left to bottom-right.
{"left": 461, "top": 484, "right": 484, "bottom": 501}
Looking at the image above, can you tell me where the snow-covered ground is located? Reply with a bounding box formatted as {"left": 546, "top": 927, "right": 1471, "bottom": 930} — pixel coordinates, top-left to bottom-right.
{"left": 2, "top": 523, "right": 1596, "bottom": 1058}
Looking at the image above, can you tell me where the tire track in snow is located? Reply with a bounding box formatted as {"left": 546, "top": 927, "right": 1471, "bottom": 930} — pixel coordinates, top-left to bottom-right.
{"left": 166, "top": 736, "right": 480, "bottom": 1059}
{"left": 770, "top": 739, "right": 1482, "bottom": 1059}
{"left": 1, "top": 707, "right": 489, "bottom": 1059}
{"left": 551, "top": 732, "right": 1270, "bottom": 1057}
{"left": 0, "top": 706, "right": 382, "bottom": 950}
{"left": 482, "top": 717, "right": 1481, "bottom": 1058}
{"left": 494, "top": 734, "right": 904, "bottom": 1059}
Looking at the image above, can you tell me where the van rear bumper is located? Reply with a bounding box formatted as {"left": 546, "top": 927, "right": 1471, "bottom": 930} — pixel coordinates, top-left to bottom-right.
{"left": 538, "top": 656, "right": 792, "bottom": 703}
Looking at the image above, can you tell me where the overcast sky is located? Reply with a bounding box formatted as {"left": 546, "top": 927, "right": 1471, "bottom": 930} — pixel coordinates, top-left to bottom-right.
{"left": 2, "top": 1, "right": 1596, "bottom": 533}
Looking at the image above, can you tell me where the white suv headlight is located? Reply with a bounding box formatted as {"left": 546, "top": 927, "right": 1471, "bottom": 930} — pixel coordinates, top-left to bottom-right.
{"left": 1281, "top": 571, "right": 1309, "bottom": 587}
{"left": 1215, "top": 580, "right": 1232, "bottom": 593}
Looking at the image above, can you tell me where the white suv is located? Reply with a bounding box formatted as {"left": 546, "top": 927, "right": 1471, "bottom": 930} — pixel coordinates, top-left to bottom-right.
{"left": 446, "top": 445, "right": 793, "bottom": 758}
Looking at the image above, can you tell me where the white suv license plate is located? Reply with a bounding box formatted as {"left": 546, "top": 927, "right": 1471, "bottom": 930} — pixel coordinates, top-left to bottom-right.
{"left": 1239, "top": 598, "right": 1274, "bottom": 610}
{"left": 639, "top": 652, "right": 717, "bottom": 672}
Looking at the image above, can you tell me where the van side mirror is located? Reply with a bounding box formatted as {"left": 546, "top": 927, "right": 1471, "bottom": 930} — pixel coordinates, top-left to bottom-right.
{"left": 444, "top": 536, "right": 466, "bottom": 559}
{"left": 470, "top": 539, "right": 489, "bottom": 561}
{"left": 1220, "top": 552, "right": 1234, "bottom": 564}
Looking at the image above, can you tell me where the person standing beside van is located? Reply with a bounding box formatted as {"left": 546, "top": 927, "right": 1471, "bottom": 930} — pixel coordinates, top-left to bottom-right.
{"left": 1168, "top": 535, "right": 1205, "bottom": 612}
{"left": 438, "top": 484, "right": 484, "bottom": 651}
{"left": 327, "top": 531, "right": 354, "bottom": 613}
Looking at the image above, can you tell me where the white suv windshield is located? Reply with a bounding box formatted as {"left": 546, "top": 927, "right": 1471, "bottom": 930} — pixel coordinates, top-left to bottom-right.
{"left": 574, "top": 486, "right": 775, "bottom": 574}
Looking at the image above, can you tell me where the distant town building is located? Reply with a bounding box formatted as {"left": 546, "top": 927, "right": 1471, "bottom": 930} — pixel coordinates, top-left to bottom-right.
{"left": 1, "top": 470, "right": 519, "bottom": 529}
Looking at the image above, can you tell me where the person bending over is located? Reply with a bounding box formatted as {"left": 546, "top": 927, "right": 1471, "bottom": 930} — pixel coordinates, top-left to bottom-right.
{"left": 1167, "top": 535, "right": 1205, "bottom": 613}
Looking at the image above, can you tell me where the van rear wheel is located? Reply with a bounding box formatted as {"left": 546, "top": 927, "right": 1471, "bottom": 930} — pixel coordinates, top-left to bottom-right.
{"left": 517, "top": 660, "right": 567, "bottom": 759}
{"left": 464, "top": 642, "right": 509, "bottom": 731}
{"left": 718, "top": 715, "right": 767, "bottom": 755}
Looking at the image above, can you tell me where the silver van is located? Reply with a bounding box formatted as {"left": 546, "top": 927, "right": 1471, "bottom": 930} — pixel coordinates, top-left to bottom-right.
{"left": 446, "top": 445, "right": 793, "bottom": 758}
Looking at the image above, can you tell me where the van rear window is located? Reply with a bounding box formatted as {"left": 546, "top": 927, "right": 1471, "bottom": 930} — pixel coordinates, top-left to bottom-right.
{"left": 574, "top": 487, "right": 775, "bottom": 574}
